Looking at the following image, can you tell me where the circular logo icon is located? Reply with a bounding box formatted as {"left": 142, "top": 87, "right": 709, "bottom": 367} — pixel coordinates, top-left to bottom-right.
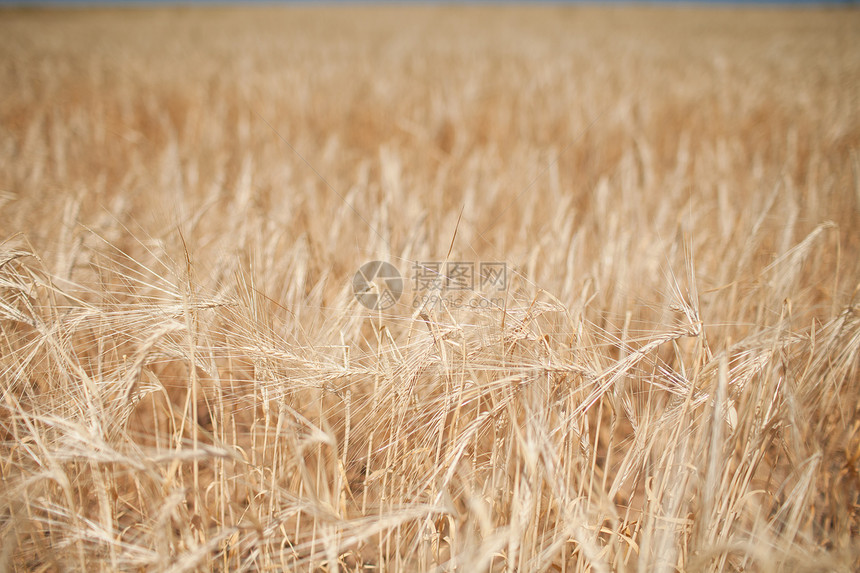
{"left": 352, "top": 261, "right": 403, "bottom": 310}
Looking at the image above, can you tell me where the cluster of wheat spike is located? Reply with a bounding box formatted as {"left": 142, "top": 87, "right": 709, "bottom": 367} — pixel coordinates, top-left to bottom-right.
{"left": 1, "top": 5, "right": 859, "bottom": 572}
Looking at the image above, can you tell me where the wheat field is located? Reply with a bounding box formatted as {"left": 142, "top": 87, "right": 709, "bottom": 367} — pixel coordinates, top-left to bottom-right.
{"left": 1, "top": 5, "right": 859, "bottom": 572}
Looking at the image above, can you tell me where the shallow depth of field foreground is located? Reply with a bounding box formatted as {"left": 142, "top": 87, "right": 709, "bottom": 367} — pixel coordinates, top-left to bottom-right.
{"left": 1, "top": 6, "right": 859, "bottom": 572}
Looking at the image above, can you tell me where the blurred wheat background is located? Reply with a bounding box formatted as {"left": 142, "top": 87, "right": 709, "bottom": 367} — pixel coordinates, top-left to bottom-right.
{"left": 1, "top": 5, "right": 859, "bottom": 572}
